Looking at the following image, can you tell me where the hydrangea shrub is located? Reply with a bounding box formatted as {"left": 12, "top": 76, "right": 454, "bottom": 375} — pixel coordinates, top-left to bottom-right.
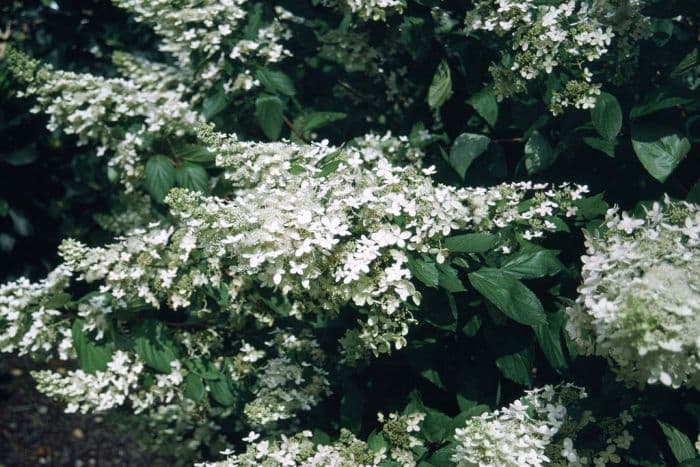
{"left": 1, "top": 0, "right": 699, "bottom": 465}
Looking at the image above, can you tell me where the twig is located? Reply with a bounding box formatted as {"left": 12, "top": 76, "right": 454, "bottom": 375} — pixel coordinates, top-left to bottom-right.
{"left": 282, "top": 114, "right": 309, "bottom": 143}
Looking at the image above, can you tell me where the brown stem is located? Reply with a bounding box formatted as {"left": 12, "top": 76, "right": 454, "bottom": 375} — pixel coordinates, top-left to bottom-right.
{"left": 283, "top": 114, "right": 309, "bottom": 143}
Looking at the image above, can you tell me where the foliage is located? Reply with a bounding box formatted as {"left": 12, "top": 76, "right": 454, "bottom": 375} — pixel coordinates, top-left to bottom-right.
{"left": 0, "top": 0, "right": 699, "bottom": 466}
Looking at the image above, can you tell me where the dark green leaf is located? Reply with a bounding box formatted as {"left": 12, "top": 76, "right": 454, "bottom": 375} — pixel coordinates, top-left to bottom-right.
{"left": 299, "top": 112, "right": 347, "bottom": 137}
{"left": 173, "top": 144, "right": 215, "bottom": 163}
{"left": 449, "top": 133, "right": 490, "bottom": 179}
{"left": 340, "top": 379, "right": 365, "bottom": 434}
{"left": 670, "top": 49, "right": 699, "bottom": 78}
{"left": 255, "top": 95, "right": 284, "bottom": 140}
{"left": 422, "top": 408, "right": 452, "bottom": 443}
{"left": 496, "top": 347, "right": 534, "bottom": 386}
{"left": 133, "top": 320, "right": 178, "bottom": 373}
{"left": 144, "top": 155, "right": 176, "bottom": 202}
{"left": 583, "top": 136, "right": 616, "bottom": 158}
{"left": 445, "top": 233, "right": 498, "bottom": 253}
{"left": 175, "top": 163, "right": 209, "bottom": 193}
{"left": 437, "top": 263, "right": 466, "bottom": 292}
{"left": 183, "top": 373, "right": 205, "bottom": 401}
{"left": 202, "top": 90, "right": 230, "bottom": 120}
{"left": 462, "top": 314, "right": 482, "bottom": 337}
{"left": 9, "top": 209, "right": 32, "bottom": 237}
{"left": 209, "top": 376, "right": 236, "bottom": 406}
{"left": 591, "top": 92, "right": 622, "bottom": 141}
{"left": 408, "top": 256, "right": 439, "bottom": 288}
{"left": 524, "top": 131, "right": 556, "bottom": 174}
{"left": 533, "top": 310, "right": 568, "bottom": 370}
{"left": 255, "top": 69, "right": 296, "bottom": 96}
{"left": 631, "top": 124, "right": 691, "bottom": 182}
{"left": 420, "top": 369, "right": 446, "bottom": 390}
{"left": 502, "top": 246, "right": 564, "bottom": 279}
{"left": 1, "top": 145, "right": 37, "bottom": 166}
{"left": 658, "top": 421, "right": 696, "bottom": 463}
{"left": 630, "top": 91, "right": 692, "bottom": 120}
{"left": 467, "top": 268, "right": 547, "bottom": 326}
{"left": 72, "top": 320, "right": 114, "bottom": 374}
{"left": 427, "top": 60, "right": 452, "bottom": 109}
{"left": 467, "top": 89, "right": 498, "bottom": 127}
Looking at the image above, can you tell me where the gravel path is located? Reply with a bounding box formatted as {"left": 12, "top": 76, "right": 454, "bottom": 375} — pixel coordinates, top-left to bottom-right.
{"left": 0, "top": 357, "right": 174, "bottom": 467}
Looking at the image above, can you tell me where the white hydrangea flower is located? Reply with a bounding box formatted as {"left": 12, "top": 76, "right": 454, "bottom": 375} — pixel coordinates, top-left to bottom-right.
{"left": 566, "top": 197, "right": 700, "bottom": 389}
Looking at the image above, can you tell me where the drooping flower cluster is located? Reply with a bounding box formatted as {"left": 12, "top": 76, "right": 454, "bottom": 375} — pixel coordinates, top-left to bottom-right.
{"left": 198, "top": 411, "right": 425, "bottom": 467}
{"left": 32, "top": 350, "right": 145, "bottom": 414}
{"left": 464, "top": 0, "right": 651, "bottom": 114}
{"left": 4, "top": 47, "right": 200, "bottom": 191}
{"left": 112, "top": 0, "right": 294, "bottom": 92}
{"left": 566, "top": 197, "right": 700, "bottom": 389}
{"left": 452, "top": 384, "right": 634, "bottom": 467}
{"left": 44, "top": 125, "right": 586, "bottom": 360}
{"left": 0, "top": 265, "right": 73, "bottom": 360}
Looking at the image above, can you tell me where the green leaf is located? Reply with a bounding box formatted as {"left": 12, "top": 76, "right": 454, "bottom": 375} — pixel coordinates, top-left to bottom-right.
{"left": 1, "top": 145, "right": 38, "bottom": 166}
{"left": 183, "top": 373, "right": 205, "bottom": 402}
{"left": 420, "top": 369, "right": 446, "bottom": 390}
{"left": 583, "top": 136, "right": 616, "bottom": 158}
{"left": 72, "top": 320, "right": 114, "bottom": 374}
{"left": 445, "top": 233, "right": 498, "bottom": 253}
{"left": 630, "top": 91, "right": 692, "bottom": 120}
{"left": 173, "top": 144, "right": 215, "bottom": 163}
{"left": 202, "top": 90, "right": 230, "bottom": 120}
{"left": 408, "top": 256, "right": 439, "bottom": 288}
{"left": 299, "top": 112, "right": 347, "bottom": 137}
{"left": 591, "top": 92, "right": 622, "bottom": 141}
{"left": 502, "top": 246, "right": 564, "bottom": 279}
{"left": 175, "top": 163, "right": 209, "bottom": 193}
{"left": 467, "top": 268, "right": 547, "bottom": 326}
{"left": 427, "top": 60, "right": 452, "bottom": 109}
{"left": 133, "top": 320, "right": 178, "bottom": 373}
{"left": 255, "top": 95, "right": 284, "bottom": 140}
{"left": 340, "top": 379, "right": 365, "bottom": 434}
{"left": 462, "top": 314, "right": 482, "bottom": 337}
{"left": 367, "top": 431, "right": 389, "bottom": 453}
{"left": 631, "top": 124, "right": 691, "bottom": 182}
{"left": 467, "top": 89, "right": 498, "bottom": 127}
{"left": 9, "top": 209, "right": 32, "bottom": 237}
{"left": 573, "top": 193, "right": 609, "bottom": 220}
{"left": 688, "top": 179, "right": 700, "bottom": 204}
{"left": 658, "top": 421, "right": 696, "bottom": 463}
{"left": 255, "top": 69, "right": 296, "bottom": 96}
{"left": 496, "top": 347, "right": 534, "bottom": 386}
{"left": 437, "top": 263, "right": 466, "bottom": 293}
{"left": 524, "top": 131, "right": 556, "bottom": 174}
{"left": 209, "top": 376, "right": 236, "bottom": 406}
{"left": 449, "top": 133, "right": 491, "bottom": 179}
{"left": 144, "top": 155, "right": 176, "bottom": 202}
{"left": 670, "top": 48, "right": 699, "bottom": 78}
{"left": 533, "top": 310, "right": 568, "bottom": 370}
{"left": 422, "top": 408, "right": 452, "bottom": 443}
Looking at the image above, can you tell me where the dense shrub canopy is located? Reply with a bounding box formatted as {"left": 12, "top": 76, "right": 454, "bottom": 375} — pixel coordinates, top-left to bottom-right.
{"left": 1, "top": 0, "right": 699, "bottom": 465}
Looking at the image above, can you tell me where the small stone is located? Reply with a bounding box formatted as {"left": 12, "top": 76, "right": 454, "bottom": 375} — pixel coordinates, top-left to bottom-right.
{"left": 72, "top": 428, "right": 85, "bottom": 440}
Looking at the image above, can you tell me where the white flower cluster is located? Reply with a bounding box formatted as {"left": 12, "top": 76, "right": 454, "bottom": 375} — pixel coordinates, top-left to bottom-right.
{"left": 198, "top": 411, "right": 425, "bottom": 467}
{"left": 32, "top": 350, "right": 144, "bottom": 414}
{"left": 315, "top": 0, "right": 405, "bottom": 22}
{"left": 21, "top": 128, "right": 585, "bottom": 361}
{"left": 566, "top": 197, "right": 700, "bottom": 389}
{"left": 345, "top": 0, "right": 406, "bottom": 21}
{"left": 241, "top": 331, "right": 331, "bottom": 427}
{"left": 453, "top": 384, "right": 634, "bottom": 467}
{"left": 5, "top": 47, "right": 199, "bottom": 191}
{"left": 0, "top": 265, "right": 73, "bottom": 360}
{"left": 464, "top": 0, "right": 651, "bottom": 114}
{"left": 113, "top": 0, "right": 293, "bottom": 92}
{"left": 452, "top": 385, "right": 582, "bottom": 467}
